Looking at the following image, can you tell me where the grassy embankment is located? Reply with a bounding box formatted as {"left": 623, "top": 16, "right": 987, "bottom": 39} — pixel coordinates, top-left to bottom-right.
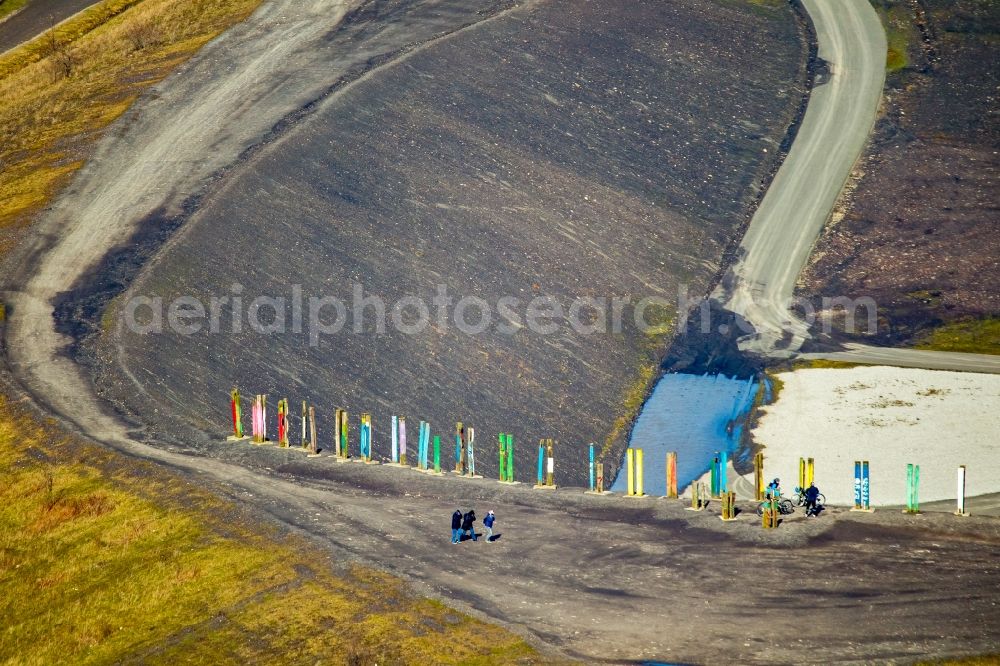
{"left": 0, "top": 0, "right": 263, "bottom": 254}
{"left": 915, "top": 318, "right": 1000, "bottom": 355}
{"left": 0, "top": 396, "right": 542, "bottom": 664}
{"left": 0, "top": 2, "right": 549, "bottom": 663}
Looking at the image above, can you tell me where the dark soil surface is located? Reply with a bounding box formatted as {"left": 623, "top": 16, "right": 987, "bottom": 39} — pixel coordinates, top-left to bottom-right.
{"left": 88, "top": 0, "right": 808, "bottom": 485}
{"left": 104, "top": 430, "right": 1000, "bottom": 664}
{"left": 798, "top": 0, "right": 1000, "bottom": 346}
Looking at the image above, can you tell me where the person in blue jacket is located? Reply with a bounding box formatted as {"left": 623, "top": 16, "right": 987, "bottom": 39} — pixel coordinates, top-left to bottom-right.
{"left": 451, "top": 509, "right": 463, "bottom": 544}
{"left": 483, "top": 510, "right": 496, "bottom": 542}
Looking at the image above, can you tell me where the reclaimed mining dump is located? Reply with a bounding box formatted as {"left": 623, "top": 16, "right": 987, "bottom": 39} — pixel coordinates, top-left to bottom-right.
{"left": 79, "top": 0, "right": 808, "bottom": 484}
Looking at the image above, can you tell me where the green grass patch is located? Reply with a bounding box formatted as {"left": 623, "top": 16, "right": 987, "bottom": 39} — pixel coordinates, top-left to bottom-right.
{"left": 791, "top": 358, "right": 864, "bottom": 370}
{"left": 871, "top": 2, "right": 918, "bottom": 72}
{"left": 0, "top": 396, "right": 552, "bottom": 664}
{"left": 914, "top": 317, "right": 1000, "bottom": 355}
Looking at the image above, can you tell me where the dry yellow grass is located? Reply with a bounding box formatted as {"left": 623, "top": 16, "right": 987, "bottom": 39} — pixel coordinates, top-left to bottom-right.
{"left": 0, "top": 0, "right": 261, "bottom": 244}
{"left": 0, "top": 396, "right": 548, "bottom": 665}
{"left": 0, "top": 5, "right": 555, "bottom": 663}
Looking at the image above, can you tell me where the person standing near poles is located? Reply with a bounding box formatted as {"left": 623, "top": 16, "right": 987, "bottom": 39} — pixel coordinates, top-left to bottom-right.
{"left": 462, "top": 509, "right": 477, "bottom": 541}
{"left": 451, "top": 509, "right": 463, "bottom": 544}
{"left": 483, "top": 510, "right": 495, "bottom": 542}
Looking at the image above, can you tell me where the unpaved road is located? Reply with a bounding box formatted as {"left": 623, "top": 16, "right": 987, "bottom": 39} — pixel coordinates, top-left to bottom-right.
{"left": 2, "top": 0, "right": 1000, "bottom": 661}
{"left": 714, "top": 0, "right": 999, "bottom": 373}
{"left": 0, "top": 0, "right": 96, "bottom": 55}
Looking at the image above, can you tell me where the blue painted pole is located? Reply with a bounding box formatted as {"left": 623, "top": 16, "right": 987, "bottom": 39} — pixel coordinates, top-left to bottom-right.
{"left": 588, "top": 444, "right": 595, "bottom": 492}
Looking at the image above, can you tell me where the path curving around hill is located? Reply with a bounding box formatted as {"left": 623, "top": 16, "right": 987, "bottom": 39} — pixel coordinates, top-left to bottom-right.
{"left": 714, "top": 0, "right": 998, "bottom": 373}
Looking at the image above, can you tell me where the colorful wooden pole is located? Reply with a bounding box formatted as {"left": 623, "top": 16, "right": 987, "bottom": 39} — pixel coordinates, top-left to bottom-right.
{"left": 506, "top": 434, "right": 514, "bottom": 482}
{"left": 798, "top": 457, "right": 806, "bottom": 493}
{"left": 636, "top": 448, "right": 645, "bottom": 497}
{"left": 806, "top": 457, "right": 815, "bottom": 488}
{"left": 229, "top": 388, "right": 245, "bottom": 439}
{"left": 261, "top": 395, "right": 267, "bottom": 442}
{"left": 956, "top": 465, "right": 970, "bottom": 517}
{"left": 399, "top": 416, "right": 407, "bottom": 465}
{"left": 278, "top": 398, "right": 291, "bottom": 448}
{"left": 850, "top": 459, "right": 872, "bottom": 512}
{"left": 588, "top": 444, "right": 595, "bottom": 492}
{"left": 360, "top": 413, "right": 373, "bottom": 462}
{"left": 626, "top": 449, "right": 635, "bottom": 497}
{"left": 308, "top": 406, "right": 318, "bottom": 456}
{"left": 536, "top": 441, "right": 544, "bottom": 486}
{"left": 905, "top": 463, "right": 920, "bottom": 514}
{"left": 301, "top": 400, "right": 308, "bottom": 447}
{"left": 862, "top": 460, "right": 871, "bottom": 508}
{"left": 666, "top": 451, "right": 678, "bottom": 499}
{"left": 719, "top": 450, "right": 728, "bottom": 494}
{"left": 394, "top": 417, "right": 401, "bottom": 463}
{"left": 721, "top": 491, "right": 736, "bottom": 521}
{"left": 433, "top": 435, "right": 441, "bottom": 473}
{"left": 498, "top": 433, "right": 507, "bottom": 481}
{"left": 710, "top": 453, "right": 720, "bottom": 498}
{"left": 754, "top": 452, "right": 764, "bottom": 501}
{"left": 545, "top": 439, "right": 555, "bottom": 487}
{"left": 596, "top": 462, "right": 604, "bottom": 493}
{"left": 467, "top": 427, "right": 476, "bottom": 476}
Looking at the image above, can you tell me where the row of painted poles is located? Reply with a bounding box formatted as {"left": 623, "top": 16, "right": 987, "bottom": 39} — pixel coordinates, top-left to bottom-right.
{"left": 234, "top": 391, "right": 974, "bottom": 515}
{"left": 229, "top": 389, "right": 536, "bottom": 482}
{"left": 610, "top": 447, "right": 975, "bottom": 519}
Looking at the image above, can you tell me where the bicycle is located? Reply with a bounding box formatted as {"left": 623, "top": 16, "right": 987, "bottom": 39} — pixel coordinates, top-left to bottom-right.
{"left": 791, "top": 486, "right": 826, "bottom": 507}
{"left": 756, "top": 497, "right": 794, "bottom": 516}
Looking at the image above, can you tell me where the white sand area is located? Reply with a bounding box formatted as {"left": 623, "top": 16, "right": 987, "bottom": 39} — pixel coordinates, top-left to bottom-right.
{"left": 750, "top": 366, "right": 1000, "bottom": 506}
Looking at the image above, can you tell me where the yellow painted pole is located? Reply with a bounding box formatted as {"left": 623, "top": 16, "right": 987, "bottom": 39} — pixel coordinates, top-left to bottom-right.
{"left": 807, "top": 458, "right": 815, "bottom": 487}
{"left": 754, "top": 452, "right": 764, "bottom": 501}
{"left": 626, "top": 449, "right": 635, "bottom": 497}
{"left": 636, "top": 448, "right": 644, "bottom": 497}
{"left": 798, "top": 457, "right": 806, "bottom": 491}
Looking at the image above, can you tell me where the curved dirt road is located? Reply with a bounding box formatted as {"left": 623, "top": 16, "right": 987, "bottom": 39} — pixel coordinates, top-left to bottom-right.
{"left": 716, "top": 0, "right": 885, "bottom": 355}
{"left": 715, "top": 0, "right": 998, "bottom": 372}
{"left": 2, "top": 0, "right": 1000, "bottom": 662}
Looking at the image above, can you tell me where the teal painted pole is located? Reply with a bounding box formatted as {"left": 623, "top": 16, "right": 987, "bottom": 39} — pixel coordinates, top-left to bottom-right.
{"left": 433, "top": 435, "right": 441, "bottom": 473}
{"left": 391, "top": 415, "right": 398, "bottom": 463}
{"left": 537, "top": 443, "right": 544, "bottom": 485}
{"left": 588, "top": 444, "right": 595, "bottom": 491}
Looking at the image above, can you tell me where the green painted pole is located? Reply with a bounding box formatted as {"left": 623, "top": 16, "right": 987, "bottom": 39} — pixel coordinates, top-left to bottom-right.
{"left": 499, "top": 433, "right": 507, "bottom": 481}
{"left": 506, "top": 434, "right": 514, "bottom": 482}
{"left": 433, "top": 435, "right": 441, "bottom": 473}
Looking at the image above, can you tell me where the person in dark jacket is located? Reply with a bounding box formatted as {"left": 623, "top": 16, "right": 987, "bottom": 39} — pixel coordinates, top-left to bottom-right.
{"left": 804, "top": 483, "right": 822, "bottom": 517}
{"left": 461, "top": 510, "right": 477, "bottom": 541}
{"left": 451, "top": 509, "right": 463, "bottom": 544}
{"left": 483, "top": 510, "right": 496, "bottom": 542}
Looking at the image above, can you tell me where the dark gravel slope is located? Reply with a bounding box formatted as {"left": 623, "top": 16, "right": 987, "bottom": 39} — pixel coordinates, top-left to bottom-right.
{"left": 94, "top": 0, "right": 807, "bottom": 483}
